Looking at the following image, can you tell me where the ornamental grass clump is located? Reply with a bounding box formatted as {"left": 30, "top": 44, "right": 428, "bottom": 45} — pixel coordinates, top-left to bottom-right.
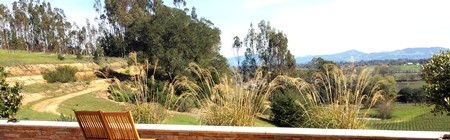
{"left": 177, "top": 63, "right": 271, "bottom": 126}
{"left": 270, "top": 64, "right": 382, "bottom": 129}
{"left": 107, "top": 52, "right": 173, "bottom": 124}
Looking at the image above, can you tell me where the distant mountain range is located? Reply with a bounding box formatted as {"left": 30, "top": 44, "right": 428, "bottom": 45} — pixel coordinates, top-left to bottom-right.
{"left": 295, "top": 47, "right": 449, "bottom": 64}
{"left": 227, "top": 47, "right": 449, "bottom": 66}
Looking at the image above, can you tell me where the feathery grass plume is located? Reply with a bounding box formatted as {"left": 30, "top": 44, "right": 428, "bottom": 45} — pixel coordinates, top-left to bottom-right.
{"left": 270, "top": 64, "right": 382, "bottom": 129}
{"left": 107, "top": 52, "right": 172, "bottom": 124}
{"left": 177, "top": 63, "right": 271, "bottom": 126}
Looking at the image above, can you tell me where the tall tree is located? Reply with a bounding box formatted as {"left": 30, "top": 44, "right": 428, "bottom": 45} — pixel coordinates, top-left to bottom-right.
{"left": 0, "top": 4, "right": 10, "bottom": 51}
{"left": 422, "top": 50, "right": 450, "bottom": 115}
{"left": 237, "top": 20, "right": 296, "bottom": 80}
{"left": 123, "top": 3, "right": 223, "bottom": 81}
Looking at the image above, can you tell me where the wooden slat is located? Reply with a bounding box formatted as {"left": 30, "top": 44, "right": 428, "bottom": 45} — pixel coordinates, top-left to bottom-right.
{"left": 102, "top": 111, "right": 141, "bottom": 140}
{"left": 74, "top": 111, "right": 109, "bottom": 140}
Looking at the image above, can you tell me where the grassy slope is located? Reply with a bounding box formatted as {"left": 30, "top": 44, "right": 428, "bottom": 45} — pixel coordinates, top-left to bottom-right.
{"left": 396, "top": 80, "right": 426, "bottom": 89}
{"left": 57, "top": 93, "right": 126, "bottom": 117}
{"left": 0, "top": 49, "right": 125, "bottom": 67}
{"left": 389, "top": 65, "right": 421, "bottom": 71}
{"left": 367, "top": 104, "right": 450, "bottom": 131}
{"left": 0, "top": 49, "right": 91, "bottom": 66}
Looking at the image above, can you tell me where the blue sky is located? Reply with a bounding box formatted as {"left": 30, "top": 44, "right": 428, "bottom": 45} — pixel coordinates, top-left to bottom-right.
{"left": 3, "top": 0, "right": 450, "bottom": 58}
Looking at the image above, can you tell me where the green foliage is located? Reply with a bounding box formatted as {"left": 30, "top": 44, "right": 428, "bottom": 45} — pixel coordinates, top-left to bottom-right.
{"left": 303, "top": 57, "right": 337, "bottom": 82}
{"left": 57, "top": 54, "right": 65, "bottom": 61}
{"left": 76, "top": 53, "right": 83, "bottom": 60}
{"left": 421, "top": 50, "right": 450, "bottom": 115}
{"left": 397, "top": 87, "right": 426, "bottom": 103}
{"left": 107, "top": 83, "right": 137, "bottom": 103}
{"left": 270, "top": 88, "right": 307, "bottom": 127}
{"left": 56, "top": 113, "right": 75, "bottom": 122}
{"left": 0, "top": 67, "right": 23, "bottom": 119}
{"left": 235, "top": 21, "right": 296, "bottom": 81}
{"left": 176, "top": 96, "right": 197, "bottom": 112}
{"left": 43, "top": 66, "right": 78, "bottom": 83}
{"left": 101, "top": 3, "right": 226, "bottom": 82}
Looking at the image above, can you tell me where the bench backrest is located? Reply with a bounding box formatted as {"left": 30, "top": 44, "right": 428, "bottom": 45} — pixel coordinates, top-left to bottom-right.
{"left": 74, "top": 111, "right": 109, "bottom": 140}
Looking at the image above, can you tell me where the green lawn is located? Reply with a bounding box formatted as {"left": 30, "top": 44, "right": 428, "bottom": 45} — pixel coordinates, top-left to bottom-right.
{"left": 389, "top": 65, "right": 422, "bottom": 71}
{"left": 0, "top": 49, "right": 92, "bottom": 66}
{"left": 16, "top": 107, "right": 61, "bottom": 121}
{"left": 165, "top": 114, "right": 199, "bottom": 125}
{"left": 0, "top": 49, "right": 126, "bottom": 67}
{"left": 396, "top": 80, "right": 426, "bottom": 89}
{"left": 367, "top": 104, "right": 450, "bottom": 131}
{"left": 57, "top": 93, "right": 125, "bottom": 117}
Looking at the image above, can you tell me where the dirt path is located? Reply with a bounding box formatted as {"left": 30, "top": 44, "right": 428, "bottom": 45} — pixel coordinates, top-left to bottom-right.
{"left": 31, "top": 79, "right": 110, "bottom": 115}
{"left": 5, "top": 75, "right": 46, "bottom": 86}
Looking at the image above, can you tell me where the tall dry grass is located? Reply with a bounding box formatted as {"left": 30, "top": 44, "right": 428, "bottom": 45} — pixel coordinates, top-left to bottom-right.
{"left": 270, "top": 64, "right": 382, "bottom": 129}
{"left": 175, "top": 63, "right": 272, "bottom": 126}
{"left": 107, "top": 52, "right": 176, "bottom": 124}
{"left": 109, "top": 53, "right": 381, "bottom": 128}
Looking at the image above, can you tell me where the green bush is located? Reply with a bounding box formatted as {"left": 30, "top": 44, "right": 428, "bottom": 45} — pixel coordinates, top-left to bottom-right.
{"left": 176, "top": 96, "right": 197, "bottom": 112}
{"left": 76, "top": 53, "right": 83, "bottom": 60}
{"left": 0, "top": 67, "right": 23, "bottom": 120}
{"left": 271, "top": 88, "right": 307, "bottom": 127}
{"left": 57, "top": 54, "right": 65, "bottom": 60}
{"left": 43, "top": 66, "right": 78, "bottom": 83}
{"left": 398, "top": 87, "right": 426, "bottom": 103}
{"left": 56, "top": 113, "right": 75, "bottom": 122}
{"left": 107, "top": 83, "right": 137, "bottom": 103}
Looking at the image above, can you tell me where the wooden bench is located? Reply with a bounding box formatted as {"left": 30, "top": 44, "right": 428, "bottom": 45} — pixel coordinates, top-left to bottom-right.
{"left": 75, "top": 111, "right": 156, "bottom": 140}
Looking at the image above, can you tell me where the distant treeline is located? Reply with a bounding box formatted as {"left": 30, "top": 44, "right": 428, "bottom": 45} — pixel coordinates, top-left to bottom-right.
{"left": 299, "top": 58, "right": 430, "bottom": 68}
{"left": 0, "top": 0, "right": 95, "bottom": 55}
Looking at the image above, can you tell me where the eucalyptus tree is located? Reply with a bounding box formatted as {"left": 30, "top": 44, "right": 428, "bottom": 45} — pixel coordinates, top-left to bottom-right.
{"left": 0, "top": 4, "right": 10, "bottom": 51}
{"left": 237, "top": 20, "right": 296, "bottom": 80}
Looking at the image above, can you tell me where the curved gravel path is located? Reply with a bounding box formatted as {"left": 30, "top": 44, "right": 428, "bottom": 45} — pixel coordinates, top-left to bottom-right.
{"left": 31, "top": 79, "right": 109, "bottom": 115}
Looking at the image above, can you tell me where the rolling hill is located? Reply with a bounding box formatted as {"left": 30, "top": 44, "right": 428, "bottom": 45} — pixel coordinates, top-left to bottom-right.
{"left": 227, "top": 47, "right": 449, "bottom": 66}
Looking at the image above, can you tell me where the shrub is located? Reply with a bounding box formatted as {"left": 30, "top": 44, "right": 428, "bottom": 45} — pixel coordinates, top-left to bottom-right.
{"left": 57, "top": 54, "right": 65, "bottom": 60}
{"left": 43, "top": 66, "right": 78, "bottom": 83}
{"left": 376, "top": 95, "right": 396, "bottom": 119}
{"left": 0, "top": 67, "right": 23, "bottom": 120}
{"left": 93, "top": 50, "right": 101, "bottom": 64}
{"left": 398, "top": 87, "right": 426, "bottom": 104}
{"left": 56, "top": 113, "right": 75, "bottom": 122}
{"left": 107, "top": 83, "right": 137, "bottom": 103}
{"left": 76, "top": 53, "right": 83, "bottom": 60}
{"left": 271, "top": 89, "right": 307, "bottom": 127}
{"left": 176, "top": 96, "right": 197, "bottom": 112}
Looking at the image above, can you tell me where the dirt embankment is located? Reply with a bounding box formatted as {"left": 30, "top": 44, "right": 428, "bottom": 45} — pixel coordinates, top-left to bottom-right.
{"left": 4, "top": 63, "right": 99, "bottom": 76}
{"left": 4, "top": 62, "right": 126, "bottom": 76}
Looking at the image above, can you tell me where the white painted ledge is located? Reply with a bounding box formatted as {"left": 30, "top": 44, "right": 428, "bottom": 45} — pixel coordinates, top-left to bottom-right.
{"left": 1, "top": 120, "right": 448, "bottom": 139}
